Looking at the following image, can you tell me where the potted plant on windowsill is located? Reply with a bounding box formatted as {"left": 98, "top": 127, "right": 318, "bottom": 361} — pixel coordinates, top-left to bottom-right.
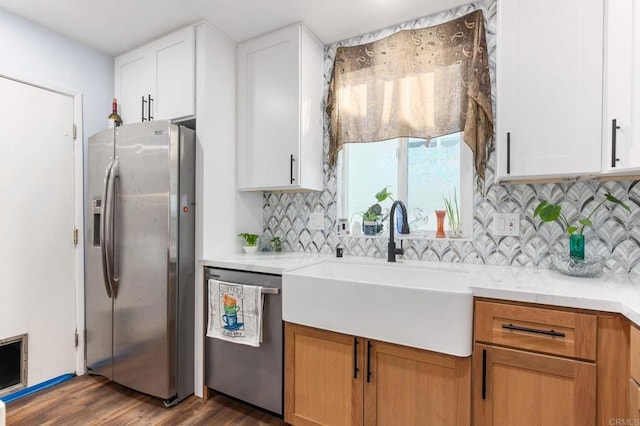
{"left": 355, "top": 187, "right": 394, "bottom": 235}
{"left": 443, "top": 188, "right": 462, "bottom": 238}
{"left": 533, "top": 192, "right": 630, "bottom": 260}
{"left": 238, "top": 232, "right": 259, "bottom": 254}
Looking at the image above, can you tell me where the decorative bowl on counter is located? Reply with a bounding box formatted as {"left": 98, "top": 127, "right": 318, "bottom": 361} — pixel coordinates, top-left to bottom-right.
{"left": 550, "top": 252, "right": 605, "bottom": 278}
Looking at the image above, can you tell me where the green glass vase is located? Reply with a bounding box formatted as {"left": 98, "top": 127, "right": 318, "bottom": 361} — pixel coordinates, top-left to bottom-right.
{"left": 569, "top": 234, "right": 585, "bottom": 260}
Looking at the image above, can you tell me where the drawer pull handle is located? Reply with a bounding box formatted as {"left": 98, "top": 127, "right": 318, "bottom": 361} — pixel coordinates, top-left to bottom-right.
{"left": 142, "top": 96, "right": 147, "bottom": 122}
{"left": 290, "top": 154, "right": 296, "bottom": 184}
{"left": 502, "top": 323, "right": 565, "bottom": 338}
{"left": 366, "top": 341, "right": 372, "bottom": 383}
{"left": 147, "top": 94, "right": 154, "bottom": 121}
{"left": 506, "top": 132, "right": 511, "bottom": 174}
{"left": 353, "top": 338, "right": 359, "bottom": 379}
{"left": 482, "top": 349, "right": 487, "bottom": 400}
{"left": 612, "top": 119, "right": 621, "bottom": 167}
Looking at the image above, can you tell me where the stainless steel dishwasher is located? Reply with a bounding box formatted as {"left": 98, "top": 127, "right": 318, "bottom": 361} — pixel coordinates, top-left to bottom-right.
{"left": 204, "top": 267, "right": 283, "bottom": 415}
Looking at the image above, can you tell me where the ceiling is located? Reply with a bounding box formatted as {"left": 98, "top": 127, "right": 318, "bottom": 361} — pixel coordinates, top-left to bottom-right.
{"left": 0, "top": 0, "right": 470, "bottom": 56}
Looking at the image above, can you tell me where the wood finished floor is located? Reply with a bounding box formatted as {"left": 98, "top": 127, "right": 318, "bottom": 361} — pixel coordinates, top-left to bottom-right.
{"left": 5, "top": 375, "right": 286, "bottom": 425}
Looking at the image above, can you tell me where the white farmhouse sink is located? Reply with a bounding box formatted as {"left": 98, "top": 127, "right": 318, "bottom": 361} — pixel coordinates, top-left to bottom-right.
{"left": 282, "top": 259, "right": 473, "bottom": 357}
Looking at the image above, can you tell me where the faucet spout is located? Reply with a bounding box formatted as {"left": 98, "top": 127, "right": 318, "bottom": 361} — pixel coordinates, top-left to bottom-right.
{"left": 388, "top": 200, "right": 410, "bottom": 262}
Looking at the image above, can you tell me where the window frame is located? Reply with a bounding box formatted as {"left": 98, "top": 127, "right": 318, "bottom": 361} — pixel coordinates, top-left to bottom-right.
{"left": 337, "top": 134, "right": 474, "bottom": 238}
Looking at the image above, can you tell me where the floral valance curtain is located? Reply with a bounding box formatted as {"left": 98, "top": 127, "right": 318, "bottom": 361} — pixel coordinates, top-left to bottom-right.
{"left": 326, "top": 10, "right": 494, "bottom": 180}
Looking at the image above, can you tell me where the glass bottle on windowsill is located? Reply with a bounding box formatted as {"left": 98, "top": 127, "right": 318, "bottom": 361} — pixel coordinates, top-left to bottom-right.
{"left": 435, "top": 210, "right": 446, "bottom": 238}
{"left": 108, "top": 98, "right": 122, "bottom": 129}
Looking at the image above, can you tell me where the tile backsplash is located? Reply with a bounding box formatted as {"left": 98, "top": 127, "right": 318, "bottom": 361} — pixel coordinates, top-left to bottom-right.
{"left": 263, "top": 0, "right": 640, "bottom": 275}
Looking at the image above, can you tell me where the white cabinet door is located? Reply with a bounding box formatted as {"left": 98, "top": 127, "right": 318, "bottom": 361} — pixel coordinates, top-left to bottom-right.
{"left": 603, "top": 0, "right": 640, "bottom": 173}
{"left": 496, "top": 0, "right": 604, "bottom": 181}
{"left": 154, "top": 26, "right": 195, "bottom": 121}
{"left": 237, "top": 24, "right": 323, "bottom": 191}
{"left": 238, "top": 25, "right": 300, "bottom": 189}
{"left": 115, "top": 49, "right": 153, "bottom": 124}
{"left": 114, "top": 26, "right": 195, "bottom": 124}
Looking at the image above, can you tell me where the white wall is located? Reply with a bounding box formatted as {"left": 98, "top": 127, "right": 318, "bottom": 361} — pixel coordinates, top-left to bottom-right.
{"left": 193, "top": 21, "right": 262, "bottom": 397}
{"left": 0, "top": 9, "right": 113, "bottom": 144}
{"left": 0, "top": 8, "right": 113, "bottom": 382}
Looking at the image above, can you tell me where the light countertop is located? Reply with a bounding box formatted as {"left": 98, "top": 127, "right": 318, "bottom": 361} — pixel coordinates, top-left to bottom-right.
{"left": 199, "top": 253, "right": 640, "bottom": 326}
{"left": 200, "top": 252, "right": 333, "bottom": 275}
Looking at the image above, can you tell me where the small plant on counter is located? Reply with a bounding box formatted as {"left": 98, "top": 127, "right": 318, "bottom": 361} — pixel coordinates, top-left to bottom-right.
{"left": 533, "top": 193, "right": 630, "bottom": 235}
{"left": 271, "top": 236, "right": 283, "bottom": 252}
{"left": 237, "top": 232, "right": 259, "bottom": 246}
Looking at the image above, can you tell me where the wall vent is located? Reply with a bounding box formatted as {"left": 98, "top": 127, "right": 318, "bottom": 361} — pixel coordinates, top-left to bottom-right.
{"left": 0, "top": 333, "right": 27, "bottom": 396}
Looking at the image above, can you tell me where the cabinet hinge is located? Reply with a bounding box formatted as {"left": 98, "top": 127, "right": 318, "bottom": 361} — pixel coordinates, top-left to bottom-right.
{"left": 73, "top": 124, "right": 77, "bottom": 141}
{"left": 73, "top": 227, "right": 78, "bottom": 245}
{"left": 75, "top": 331, "right": 79, "bottom": 348}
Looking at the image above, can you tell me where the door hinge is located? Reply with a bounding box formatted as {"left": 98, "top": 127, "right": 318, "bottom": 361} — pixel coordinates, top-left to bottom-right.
{"left": 73, "top": 124, "right": 77, "bottom": 141}
{"left": 73, "top": 227, "right": 78, "bottom": 245}
{"left": 75, "top": 331, "right": 79, "bottom": 348}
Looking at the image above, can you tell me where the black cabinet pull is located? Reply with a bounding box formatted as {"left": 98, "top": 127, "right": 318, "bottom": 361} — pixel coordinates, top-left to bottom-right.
{"left": 141, "top": 96, "right": 147, "bottom": 122}
{"left": 290, "top": 154, "right": 295, "bottom": 184}
{"left": 353, "top": 338, "right": 359, "bottom": 379}
{"left": 506, "top": 132, "right": 511, "bottom": 174}
{"left": 147, "top": 94, "right": 154, "bottom": 121}
{"left": 612, "top": 119, "right": 621, "bottom": 168}
{"left": 482, "top": 349, "right": 487, "bottom": 400}
{"left": 501, "top": 323, "right": 565, "bottom": 338}
{"left": 366, "top": 341, "right": 372, "bottom": 383}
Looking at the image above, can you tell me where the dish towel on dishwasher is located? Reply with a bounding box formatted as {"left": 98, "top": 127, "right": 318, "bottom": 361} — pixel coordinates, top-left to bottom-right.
{"left": 207, "top": 279, "right": 264, "bottom": 347}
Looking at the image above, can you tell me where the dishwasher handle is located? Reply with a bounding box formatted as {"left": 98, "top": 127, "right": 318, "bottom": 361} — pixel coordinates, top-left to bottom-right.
{"left": 205, "top": 272, "right": 280, "bottom": 295}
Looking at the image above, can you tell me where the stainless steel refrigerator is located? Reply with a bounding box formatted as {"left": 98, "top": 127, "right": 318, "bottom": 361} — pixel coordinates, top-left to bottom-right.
{"left": 85, "top": 120, "right": 195, "bottom": 406}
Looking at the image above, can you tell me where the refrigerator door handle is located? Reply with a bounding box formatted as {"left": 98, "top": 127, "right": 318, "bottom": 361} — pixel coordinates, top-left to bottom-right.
{"left": 100, "top": 159, "right": 114, "bottom": 298}
{"left": 105, "top": 158, "right": 120, "bottom": 299}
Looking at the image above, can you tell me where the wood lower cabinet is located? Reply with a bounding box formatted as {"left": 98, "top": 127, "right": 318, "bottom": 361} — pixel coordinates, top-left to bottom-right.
{"left": 366, "top": 341, "right": 470, "bottom": 426}
{"left": 285, "top": 323, "right": 470, "bottom": 426}
{"left": 474, "top": 299, "right": 629, "bottom": 424}
{"left": 631, "top": 379, "right": 640, "bottom": 421}
{"left": 285, "top": 324, "right": 364, "bottom": 426}
{"left": 473, "top": 343, "right": 596, "bottom": 425}
{"left": 630, "top": 325, "right": 640, "bottom": 421}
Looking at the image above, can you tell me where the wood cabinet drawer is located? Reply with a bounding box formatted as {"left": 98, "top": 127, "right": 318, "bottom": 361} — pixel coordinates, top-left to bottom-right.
{"left": 632, "top": 325, "right": 640, "bottom": 383}
{"left": 474, "top": 301, "right": 597, "bottom": 360}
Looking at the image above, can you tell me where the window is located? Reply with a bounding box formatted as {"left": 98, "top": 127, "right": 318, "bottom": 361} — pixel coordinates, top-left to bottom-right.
{"left": 338, "top": 132, "right": 473, "bottom": 237}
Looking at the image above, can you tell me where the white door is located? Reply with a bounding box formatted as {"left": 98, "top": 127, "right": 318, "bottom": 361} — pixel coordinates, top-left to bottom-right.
{"left": 0, "top": 76, "right": 77, "bottom": 385}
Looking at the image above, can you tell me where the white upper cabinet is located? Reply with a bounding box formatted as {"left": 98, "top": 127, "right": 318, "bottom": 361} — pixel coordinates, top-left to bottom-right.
{"left": 602, "top": 0, "right": 640, "bottom": 174}
{"left": 115, "top": 26, "right": 195, "bottom": 124}
{"left": 237, "top": 23, "right": 324, "bottom": 191}
{"left": 495, "top": 0, "right": 604, "bottom": 182}
{"left": 116, "top": 50, "right": 154, "bottom": 124}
